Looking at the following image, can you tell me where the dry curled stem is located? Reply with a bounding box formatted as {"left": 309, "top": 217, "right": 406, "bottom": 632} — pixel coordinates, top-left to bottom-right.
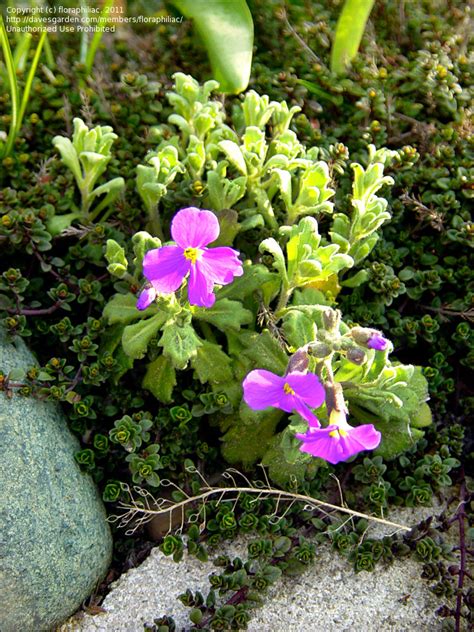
{"left": 109, "top": 465, "right": 411, "bottom": 537}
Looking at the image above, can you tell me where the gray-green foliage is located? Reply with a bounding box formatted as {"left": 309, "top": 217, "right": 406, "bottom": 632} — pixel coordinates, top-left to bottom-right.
{"left": 103, "top": 74, "right": 431, "bottom": 484}
{"left": 51, "top": 118, "right": 125, "bottom": 233}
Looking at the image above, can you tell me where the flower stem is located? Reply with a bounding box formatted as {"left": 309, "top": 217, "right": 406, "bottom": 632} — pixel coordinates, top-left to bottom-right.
{"left": 6, "top": 301, "right": 63, "bottom": 316}
{"left": 274, "top": 284, "right": 292, "bottom": 317}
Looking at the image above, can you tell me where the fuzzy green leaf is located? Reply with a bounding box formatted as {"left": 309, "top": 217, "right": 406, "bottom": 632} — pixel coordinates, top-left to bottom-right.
{"left": 241, "top": 330, "right": 288, "bottom": 373}
{"left": 192, "top": 340, "right": 234, "bottom": 385}
{"left": 159, "top": 320, "right": 202, "bottom": 369}
{"left": 193, "top": 298, "right": 253, "bottom": 332}
{"left": 122, "top": 312, "right": 167, "bottom": 359}
{"left": 221, "top": 408, "right": 283, "bottom": 467}
{"left": 142, "top": 355, "right": 177, "bottom": 403}
{"left": 216, "top": 262, "right": 276, "bottom": 301}
{"left": 103, "top": 293, "right": 155, "bottom": 325}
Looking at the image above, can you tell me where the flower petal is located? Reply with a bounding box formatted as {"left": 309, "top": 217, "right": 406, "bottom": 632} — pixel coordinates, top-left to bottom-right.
{"left": 143, "top": 245, "right": 190, "bottom": 293}
{"left": 367, "top": 334, "right": 388, "bottom": 351}
{"left": 171, "top": 207, "right": 220, "bottom": 248}
{"left": 296, "top": 427, "right": 346, "bottom": 464}
{"left": 284, "top": 372, "right": 326, "bottom": 409}
{"left": 136, "top": 286, "right": 156, "bottom": 311}
{"left": 187, "top": 263, "right": 216, "bottom": 308}
{"left": 289, "top": 397, "right": 320, "bottom": 425}
{"left": 199, "top": 247, "right": 244, "bottom": 285}
{"left": 296, "top": 422, "right": 382, "bottom": 464}
{"left": 243, "top": 369, "right": 285, "bottom": 410}
{"left": 343, "top": 424, "right": 381, "bottom": 451}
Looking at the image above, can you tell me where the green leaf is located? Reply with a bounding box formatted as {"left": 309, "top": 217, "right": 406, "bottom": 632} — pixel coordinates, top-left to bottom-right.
{"left": 330, "top": 0, "right": 376, "bottom": 75}
{"left": 241, "top": 330, "right": 288, "bottom": 373}
{"left": 142, "top": 355, "right": 177, "bottom": 403}
{"left": 53, "top": 136, "right": 82, "bottom": 183}
{"left": 216, "top": 262, "right": 276, "bottom": 301}
{"left": 341, "top": 269, "right": 369, "bottom": 288}
{"left": 411, "top": 402, "right": 432, "bottom": 428}
{"left": 170, "top": 0, "right": 253, "bottom": 94}
{"left": 105, "top": 239, "right": 128, "bottom": 278}
{"left": 159, "top": 320, "right": 202, "bottom": 369}
{"left": 218, "top": 140, "right": 247, "bottom": 174}
{"left": 103, "top": 293, "right": 155, "bottom": 325}
{"left": 192, "top": 340, "right": 234, "bottom": 385}
{"left": 281, "top": 310, "right": 317, "bottom": 349}
{"left": 221, "top": 408, "right": 283, "bottom": 467}
{"left": 259, "top": 238, "right": 288, "bottom": 284}
{"left": 260, "top": 432, "right": 311, "bottom": 487}
{"left": 193, "top": 298, "right": 253, "bottom": 332}
{"left": 122, "top": 313, "right": 167, "bottom": 359}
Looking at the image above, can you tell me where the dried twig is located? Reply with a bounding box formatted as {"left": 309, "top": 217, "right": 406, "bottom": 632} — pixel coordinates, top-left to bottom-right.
{"left": 110, "top": 465, "right": 411, "bottom": 536}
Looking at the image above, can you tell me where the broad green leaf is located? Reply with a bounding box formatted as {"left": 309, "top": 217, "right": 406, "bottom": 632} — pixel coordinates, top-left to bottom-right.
{"left": 142, "top": 355, "right": 177, "bottom": 403}
{"left": 192, "top": 298, "right": 253, "bottom": 332}
{"left": 103, "top": 293, "right": 156, "bottom": 325}
{"left": 170, "top": 0, "right": 254, "bottom": 94}
{"left": 216, "top": 262, "right": 276, "bottom": 301}
{"left": 192, "top": 340, "right": 234, "bottom": 385}
{"left": 281, "top": 310, "right": 317, "bottom": 349}
{"left": 340, "top": 269, "right": 369, "bottom": 288}
{"left": 241, "top": 330, "right": 288, "bottom": 373}
{"left": 411, "top": 402, "right": 432, "bottom": 428}
{"left": 122, "top": 312, "right": 167, "bottom": 359}
{"left": 330, "top": 0, "right": 376, "bottom": 75}
{"left": 261, "top": 432, "right": 311, "bottom": 487}
{"left": 221, "top": 408, "right": 283, "bottom": 467}
{"left": 159, "top": 320, "right": 202, "bottom": 369}
{"left": 375, "top": 420, "right": 424, "bottom": 459}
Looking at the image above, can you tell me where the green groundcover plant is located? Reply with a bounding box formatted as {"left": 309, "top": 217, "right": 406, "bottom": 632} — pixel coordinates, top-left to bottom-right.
{"left": 0, "top": 3, "right": 471, "bottom": 628}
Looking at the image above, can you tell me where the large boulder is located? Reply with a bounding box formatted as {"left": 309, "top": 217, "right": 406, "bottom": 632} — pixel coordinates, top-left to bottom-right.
{"left": 0, "top": 330, "right": 113, "bottom": 631}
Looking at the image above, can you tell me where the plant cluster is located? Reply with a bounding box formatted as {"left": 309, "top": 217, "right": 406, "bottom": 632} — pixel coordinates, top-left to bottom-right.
{"left": 248, "top": 0, "right": 473, "bottom": 423}
{"left": 0, "top": 3, "right": 471, "bottom": 629}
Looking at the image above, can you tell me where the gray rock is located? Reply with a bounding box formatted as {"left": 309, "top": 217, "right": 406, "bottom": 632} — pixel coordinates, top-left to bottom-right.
{"left": 60, "top": 505, "right": 446, "bottom": 632}
{"left": 0, "top": 330, "right": 113, "bottom": 632}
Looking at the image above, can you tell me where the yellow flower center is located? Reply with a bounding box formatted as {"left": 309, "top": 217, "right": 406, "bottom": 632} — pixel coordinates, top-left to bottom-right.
{"left": 183, "top": 247, "right": 201, "bottom": 264}
{"left": 283, "top": 382, "right": 295, "bottom": 395}
{"left": 329, "top": 428, "right": 348, "bottom": 438}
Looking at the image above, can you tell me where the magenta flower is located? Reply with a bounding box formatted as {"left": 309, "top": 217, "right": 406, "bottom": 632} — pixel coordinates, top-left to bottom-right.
{"left": 242, "top": 369, "right": 325, "bottom": 424}
{"left": 296, "top": 410, "right": 381, "bottom": 464}
{"left": 137, "top": 207, "right": 243, "bottom": 309}
{"left": 367, "top": 333, "right": 389, "bottom": 351}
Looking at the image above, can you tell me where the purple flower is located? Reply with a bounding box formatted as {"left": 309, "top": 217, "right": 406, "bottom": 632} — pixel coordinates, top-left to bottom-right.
{"left": 367, "top": 333, "right": 389, "bottom": 351}
{"left": 296, "top": 410, "right": 381, "bottom": 464}
{"left": 242, "top": 369, "right": 325, "bottom": 424}
{"left": 137, "top": 207, "right": 243, "bottom": 309}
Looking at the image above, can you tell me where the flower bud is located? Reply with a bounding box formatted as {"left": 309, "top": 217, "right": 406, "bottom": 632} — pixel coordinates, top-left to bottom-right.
{"left": 351, "top": 327, "right": 389, "bottom": 351}
{"left": 346, "top": 348, "right": 366, "bottom": 365}
{"left": 322, "top": 308, "right": 340, "bottom": 332}
{"left": 350, "top": 327, "right": 371, "bottom": 345}
{"left": 308, "top": 342, "right": 331, "bottom": 358}
{"left": 286, "top": 348, "right": 310, "bottom": 374}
